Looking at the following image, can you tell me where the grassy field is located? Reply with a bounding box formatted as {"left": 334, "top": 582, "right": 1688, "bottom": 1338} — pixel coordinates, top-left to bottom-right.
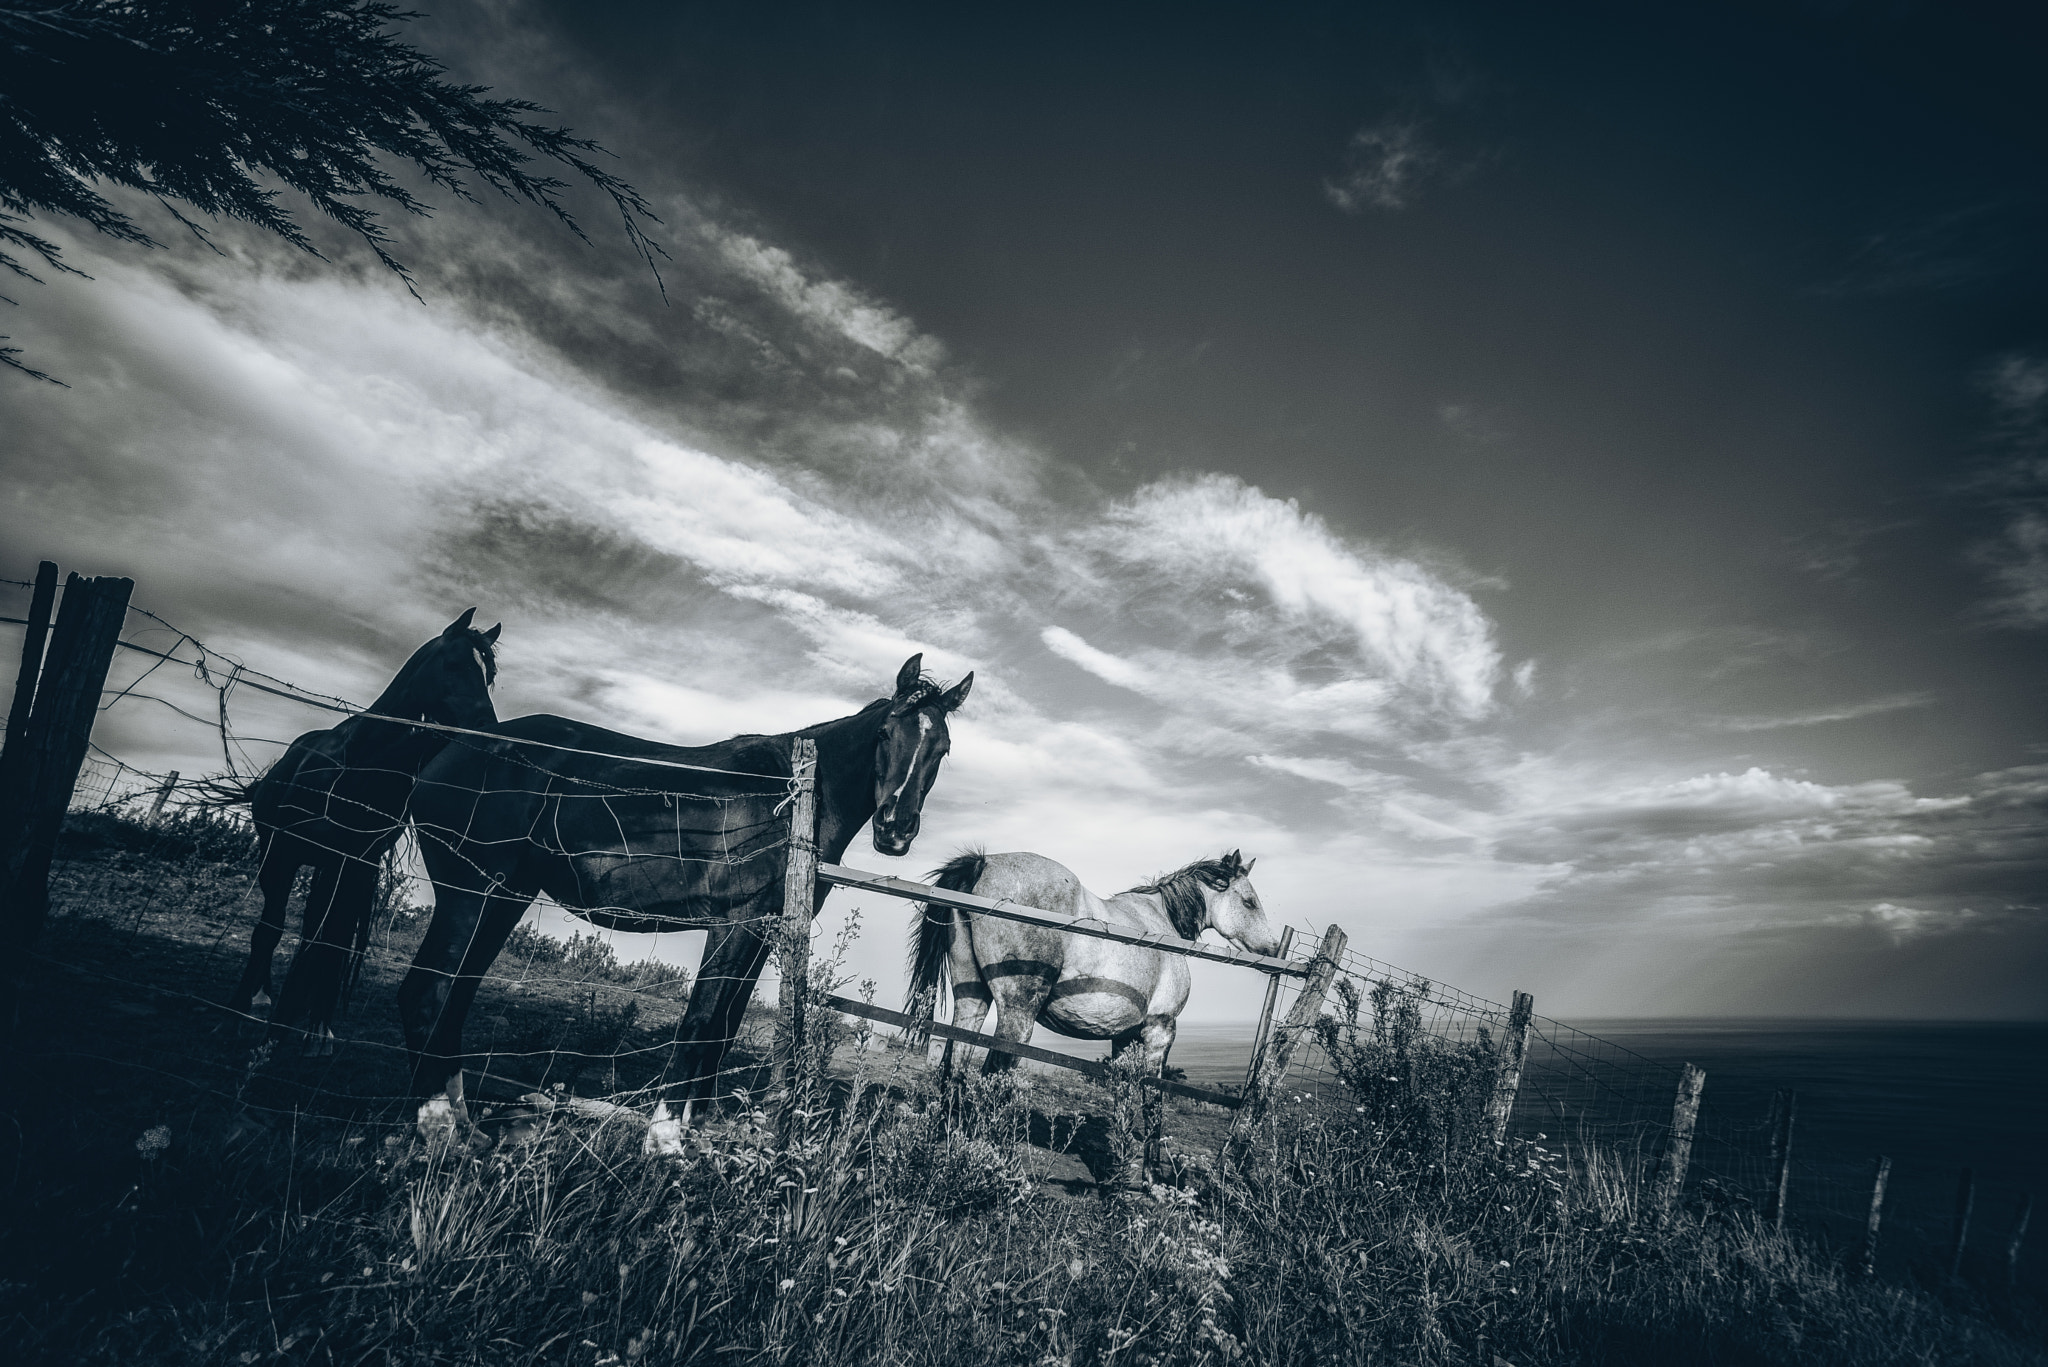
{"left": 2, "top": 808, "right": 2043, "bottom": 1366}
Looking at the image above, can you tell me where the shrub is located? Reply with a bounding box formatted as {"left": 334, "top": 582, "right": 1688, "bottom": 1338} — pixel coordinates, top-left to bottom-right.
{"left": 1313, "top": 975, "right": 1501, "bottom": 1165}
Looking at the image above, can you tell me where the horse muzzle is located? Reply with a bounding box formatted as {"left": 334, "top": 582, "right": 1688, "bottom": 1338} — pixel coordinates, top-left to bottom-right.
{"left": 871, "top": 820, "right": 918, "bottom": 858}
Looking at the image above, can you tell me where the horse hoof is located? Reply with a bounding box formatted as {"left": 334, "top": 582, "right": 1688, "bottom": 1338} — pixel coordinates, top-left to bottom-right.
{"left": 416, "top": 1096, "right": 461, "bottom": 1147}
{"left": 642, "top": 1101, "right": 685, "bottom": 1157}
{"left": 251, "top": 989, "right": 272, "bottom": 1012}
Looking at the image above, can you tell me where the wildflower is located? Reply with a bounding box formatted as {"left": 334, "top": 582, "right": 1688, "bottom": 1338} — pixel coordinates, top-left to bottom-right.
{"left": 779, "top": 1279, "right": 796, "bottom": 1292}
{"left": 1068, "top": 1258, "right": 1085, "bottom": 1279}
{"left": 135, "top": 1125, "right": 172, "bottom": 1158}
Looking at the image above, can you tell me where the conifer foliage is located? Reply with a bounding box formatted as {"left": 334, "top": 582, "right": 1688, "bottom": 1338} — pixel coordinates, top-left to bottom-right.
{"left": 0, "top": 0, "right": 662, "bottom": 379}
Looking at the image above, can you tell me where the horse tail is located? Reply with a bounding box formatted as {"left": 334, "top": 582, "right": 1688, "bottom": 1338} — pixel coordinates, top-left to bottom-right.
{"left": 907, "top": 850, "right": 986, "bottom": 1018}
{"left": 188, "top": 772, "right": 259, "bottom": 808}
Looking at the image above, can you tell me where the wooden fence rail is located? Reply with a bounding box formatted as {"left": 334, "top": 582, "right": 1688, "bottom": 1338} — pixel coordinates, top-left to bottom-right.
{"left": 817, "top": 863, "right": 1310, "bottom": 978}
{"left": 821, "top": 994, "right": 1246, "bottom": 1108}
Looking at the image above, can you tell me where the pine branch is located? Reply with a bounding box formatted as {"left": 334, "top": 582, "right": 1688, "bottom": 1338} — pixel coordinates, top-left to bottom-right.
{"left": 0, "top": 0, "right": 668, "bottom": 379}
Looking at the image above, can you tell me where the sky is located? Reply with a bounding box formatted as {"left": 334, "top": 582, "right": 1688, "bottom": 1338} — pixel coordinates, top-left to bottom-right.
{"left": 4, "top": 0, "right": 2046, "bottom": 1020}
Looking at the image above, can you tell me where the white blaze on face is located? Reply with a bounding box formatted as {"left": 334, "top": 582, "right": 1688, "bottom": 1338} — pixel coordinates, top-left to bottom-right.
{"left": 890, "top": 711, "right": 935, "bottom": 803}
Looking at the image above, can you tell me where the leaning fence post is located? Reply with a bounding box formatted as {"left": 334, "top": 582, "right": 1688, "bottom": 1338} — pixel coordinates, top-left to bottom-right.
{"left": 772, "top": 737, "right": 819, "bottom": 1114}
{"left": 2, "top": 560, "right": 58, "bottom": 760}
{"left": 1226, "top": 924, "right": 1346, "bottom": 1159}
{"left": 1487, "top": 990, "right": 1534, "bottom": 1146}
{"left": 2006, "top": 1194, "right": 2033, "bottom": 1288}
{"left": 1242, "top": 925, "right": 1295, "bottom": 1089}
{"left": 1765, "top": 1089, "right": 1797, "bottom": 1229}
{"left": 1649, "top": 1063, "right": 1706, "bottom": 1217}
{"left": 1857, "top": 1155, "right": 1892, "bottom": 1278}
{"left": 0, "top": 572, "right": 135, "bottom": 1056}
{"left": 1949, "top": 1168, "right": 1976, "bottom": 1281}
{"left": 148, "top": 771, "right": 180, "bottom": 819}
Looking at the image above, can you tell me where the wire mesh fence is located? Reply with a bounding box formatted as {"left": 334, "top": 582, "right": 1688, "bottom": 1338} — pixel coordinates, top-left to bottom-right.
{"left": 6, "top": 574, "right": 2029, "bottom": 1279}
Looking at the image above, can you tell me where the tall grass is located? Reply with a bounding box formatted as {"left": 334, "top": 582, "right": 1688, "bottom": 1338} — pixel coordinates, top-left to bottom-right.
{"left": 7, "top": 1015, "right": 2041, "bottom": 1367}
{"left": 4, "top": 819, "right": 2042, "bottom": 1365}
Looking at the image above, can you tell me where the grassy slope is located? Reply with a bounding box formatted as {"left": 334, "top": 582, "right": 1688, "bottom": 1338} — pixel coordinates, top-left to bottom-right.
{"left": 1, "top": 814, "right": 2042, "bottom": 1366}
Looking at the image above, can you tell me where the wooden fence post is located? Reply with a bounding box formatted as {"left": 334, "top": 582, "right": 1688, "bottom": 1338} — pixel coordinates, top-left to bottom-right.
{"left": 1765, "top": 1089, "right": 1797, "bottom": 1229}
{"left": 772, "top": 737, "right": 819, "bottom": 1113}
{"left": 2, "top": 560, "right": 58, "bottom": 759}
{"left": 1243, "top": 925, "right": 1295, "bottom": 1087}
{"left": 1857, "top": 1155, "right": 1892, "bottom": 1278}
{"left": 1649, "top": 1062, "right": 1706, "bottom": 1217}
{"left": 2006, "top": 1194, "right": 2033, "bottom": 1289}
{"left": 148, "top": 771, "right": 179, "bottom": 819}
{"left": 1487, "top": 989, "right": 1535, "bottom": 1146}
{"left": 1949, "top": 1168, "right": 1976, "bottom": 1281}
{"left": 1226, "top": 924, "right": 1346, "bottom": 1158}
{"left": 0, "top": 572, "right": 135, "bottom": 1055}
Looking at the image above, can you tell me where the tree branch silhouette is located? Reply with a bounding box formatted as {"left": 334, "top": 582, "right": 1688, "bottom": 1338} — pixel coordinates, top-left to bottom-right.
{"left": 0, "top": 0, "right": 666, "bottom": 381}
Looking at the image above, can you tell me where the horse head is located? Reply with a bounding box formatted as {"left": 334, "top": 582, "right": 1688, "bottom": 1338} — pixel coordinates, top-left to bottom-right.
{"left": 374, "top": 608, "right": 501, "bottom": 731}
{"left": 1206, "top": 849, "right": 1282, "bottom": 955}
{"left": 870, "top": 653, "right": 972, "bottom": 857}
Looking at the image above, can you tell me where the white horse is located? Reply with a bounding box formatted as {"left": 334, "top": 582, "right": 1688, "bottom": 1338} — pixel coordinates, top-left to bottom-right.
{"left": 906, "top": 849, "right": 1280, "bottom": 1076}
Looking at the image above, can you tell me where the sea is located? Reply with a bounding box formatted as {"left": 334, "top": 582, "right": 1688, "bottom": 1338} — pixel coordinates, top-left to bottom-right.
{"left": 1025, "top": 1018, "right": 2048, "bottom": 1286}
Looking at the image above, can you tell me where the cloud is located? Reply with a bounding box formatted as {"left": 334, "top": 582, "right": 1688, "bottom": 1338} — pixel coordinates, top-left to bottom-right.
{"left": 1968, "top": 353, "right": 2048, "bottom": 627}
{"left": 1710, "top": 692, "right": 1935, "bottom": 731}
{"left": 1324, "top": 119, "right": 1444, "bottom": 213}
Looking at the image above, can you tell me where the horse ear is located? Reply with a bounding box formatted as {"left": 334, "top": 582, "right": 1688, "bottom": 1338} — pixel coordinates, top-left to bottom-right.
{"left": 482, "top": 622, "right": 502, "bottom": 644}
{"left": 939, "top": 672, "right": 973, "bottom": 712}
{"left": 1226, "top": 848, "right": 1242, "bottom": 871}
{"left": 1243, "top": 856, "right": 1255, "bottom": 874}
{"left": 895, "top": 654, "right": 924, "bottom": 695}
{"left": 443, "top": 608, "right": 477, "bottom": 637}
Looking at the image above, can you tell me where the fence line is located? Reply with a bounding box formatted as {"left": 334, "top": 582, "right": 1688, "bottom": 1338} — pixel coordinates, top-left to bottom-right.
{"left": 8, "top": 570, "right": 2031, "bottom": 1283}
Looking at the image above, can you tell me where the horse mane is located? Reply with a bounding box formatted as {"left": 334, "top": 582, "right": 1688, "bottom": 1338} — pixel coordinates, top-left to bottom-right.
{"left": 890, "top": 673, "right": 948, "bottom": 713}
{"left": 1126, "top": 855, "right": 1241, "bottom": 940}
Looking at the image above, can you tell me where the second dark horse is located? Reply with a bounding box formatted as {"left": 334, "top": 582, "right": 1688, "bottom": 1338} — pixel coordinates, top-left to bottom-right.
{"left": 401, "top": 654, "right": 971, "bottom": 1133}
{"left": 229, "top": 610, "right": 501, "bottom": 1050}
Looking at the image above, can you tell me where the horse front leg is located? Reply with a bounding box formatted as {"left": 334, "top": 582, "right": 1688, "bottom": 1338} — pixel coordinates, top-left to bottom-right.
{"left": 231, "top": 838, "right": 298, "bottom": 1015}
{"left": 665, "top": 917, "right": 774, "bottom": 1126}
{"left": 398, "top": 880, "right": 530, "bottom": 1141}
{"left": 1110, "top": 1014, "right": 1177, "bottom": 1181}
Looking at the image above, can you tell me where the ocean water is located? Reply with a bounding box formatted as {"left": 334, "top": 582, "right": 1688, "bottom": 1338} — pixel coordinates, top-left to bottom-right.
{"left": 1023, "top": 1018, "right": 2047, "bottom": 1284}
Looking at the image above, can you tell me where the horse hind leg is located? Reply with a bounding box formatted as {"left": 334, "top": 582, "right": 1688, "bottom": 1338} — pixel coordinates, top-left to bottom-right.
{"left": 938, "top": 922, "right": 993, "bottom": 1081}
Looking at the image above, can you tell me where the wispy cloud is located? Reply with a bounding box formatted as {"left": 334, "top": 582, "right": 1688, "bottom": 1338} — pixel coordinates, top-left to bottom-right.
{"left": 1710, "top": 692, "right": 1935, "bottom": 731}
{"left": 1324, "top": 119, "right": 1444, "bottom": 213}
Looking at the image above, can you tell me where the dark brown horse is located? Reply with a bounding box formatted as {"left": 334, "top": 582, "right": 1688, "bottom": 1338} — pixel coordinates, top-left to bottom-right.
{"left": 400, "top": 654, "right": 970, "bottom": 1132}
{"left": 229, "top": 610, "right": 500, "bottom": 1050}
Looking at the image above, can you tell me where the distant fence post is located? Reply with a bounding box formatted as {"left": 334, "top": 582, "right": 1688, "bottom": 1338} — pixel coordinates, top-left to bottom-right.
{"left": 1765, "top": 1089, "right": 1797, "bottom": 1229}
{"left": 1857, "top": 1155, "right": 1892, "bottom": 1278}
{"left": 148, "top": 771, "right": 179, "bottom": 819}
{"left": 1949, "top": 1168, "right": 1976, "bottom": 1281}
{"left": 2, "top": 560, "right": 57, "bottom": 757}
{"left": 1242, "top": 925, "right": 1295, "bottom": 1088}
{"left": 772, "top": 736, "right": 819, "bottom": 1115}
{"left": 2006, "top": 1194, "right": 2033, "bottom": 1289}
{"left": 1649, "top": 1062, "right": 1706, "bottom": 1217}
{"left": 0, "top": 570, "right": 135, "bottom": 1056}
{"left": 1487, "top": 989, "right": 1534, "bottom": 1146}
{"left": 1226, "top": 924, "right": 1346, "bottom": 1159}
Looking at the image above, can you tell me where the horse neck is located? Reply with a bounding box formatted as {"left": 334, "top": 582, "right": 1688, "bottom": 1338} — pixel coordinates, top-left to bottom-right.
{"left": 365, "top": 646, "right": 492, "bottom": 730}
{"left": 802, "top": 701, "right": 888, "bottom": 860}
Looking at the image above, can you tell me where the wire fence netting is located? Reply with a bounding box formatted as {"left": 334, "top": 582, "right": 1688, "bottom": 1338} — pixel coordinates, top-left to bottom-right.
{"left": 6, "top": 576, "right": 2023, "bottom": 1278}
